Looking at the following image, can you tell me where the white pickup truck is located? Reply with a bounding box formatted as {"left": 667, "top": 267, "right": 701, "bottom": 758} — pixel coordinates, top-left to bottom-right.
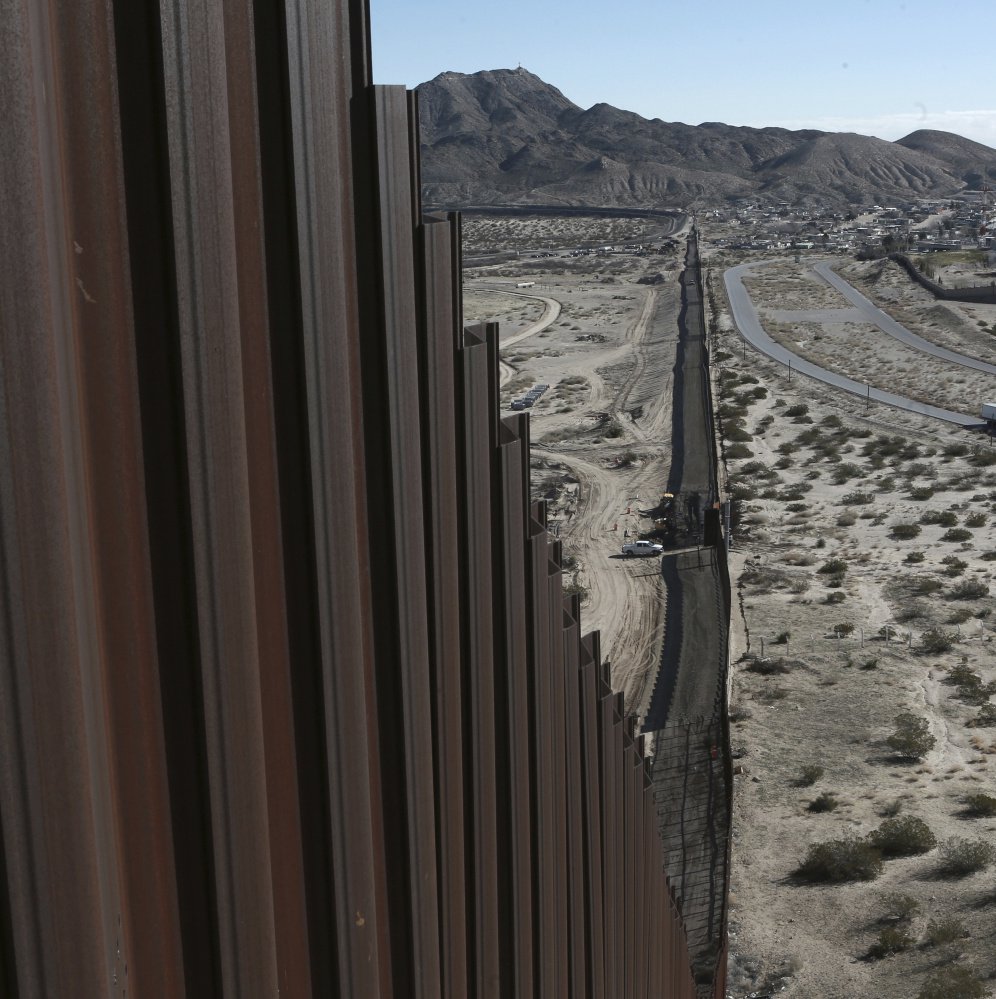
{"left": 621, "top": 540, "right": 664, "bottom": 557}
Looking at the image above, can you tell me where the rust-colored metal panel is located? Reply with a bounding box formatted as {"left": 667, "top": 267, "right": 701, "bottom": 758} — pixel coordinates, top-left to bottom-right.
{"left": 597, "top": 673, "right": 620, "bottom": 995}
{"left": 496, "top": 417, "right": 535, "bottom": 997}
{"left": 578, "top": 643, "right": 606, "bottom": 999}
{"left": 418, "top": 214, "right": 468, "bottom": 997}
{"left": 368, "top": 83, "right": 441, "bottom": 998}
{"left": 0, "top": 2, "right": 184, "bottom": 995}
{"left": 279, "top": 1, "right": 392, "bottom": 994}
{"left": 459, "top": 327, "right": 501, "bottom": 996}
{"left": 527, "top": 503, "right": 557, "bottom": 996}
{"left": 562, "top": 596, "right": 587, "bottom": 999}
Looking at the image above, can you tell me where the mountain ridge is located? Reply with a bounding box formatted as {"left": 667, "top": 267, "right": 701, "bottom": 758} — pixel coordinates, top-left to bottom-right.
{"left": 416, "top": 68, "right": 996, "bottom": 208}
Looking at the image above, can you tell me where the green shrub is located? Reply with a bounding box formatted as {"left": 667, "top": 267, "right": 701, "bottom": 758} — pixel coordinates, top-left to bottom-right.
{"left": 774, "top": 631, "right": 790, "bottom": 644}
{"left": 908, "top": 486, "right": 934, "bottom": 500}
{"left": 831, "top": 462, "right": 863, "bottom": 484}
{"left": 913, "top": 577, "right": 943, "bottom": 595}
{"left": 867, "top": 816, "right": 937, "bottom": 857}
{"left": 921, "top": 509, "right": 958, "bottom": 527}
{"left": 818, "top": 558, "right": 847, "bottom": 575}
{"left": 890, "top": 523, "right": 922, "bottom": 539}
{"left": 886, "top": 713, "right": 936, "bottom": 761}
{"left": 943, "top": 443, "right": 971, "bottom": 457}
{"left": 942, "top": 556, "right": 968, "bottom": 577}
{"left": 825, "top": 591, "right": 846, "bottom": 604}
{"left": 964, "top": 793, "right": 996, "bottom": 817}
{"left": 807, "top": 792, "right": 839, "bottom": 813}
{"left": 867, "top": 926, "right": 913, "bottom": 960}
{"left": 923, "top": 917, "right": 967, "bottom": 948}
{"left": 904, "top": 551, "right": 925, "bottom": 563}
{"left": 725, "top": 442, "right": 754, "bottom": 459}
{"left": 842, "top": 491, "right": 874, "bottom": 505}
{"left": 969, "top": 449, "right": 996, "bottom": 467}
{"left": 796, "top": 837, "right": 883, "bottom": 882}
{"left": 880, "top": 892, "right": 919, "bottom": 922}
{"left": 797, "top": 764, "right": 824, "bottom": 787}
{"left": 936, "top": 837, "right": 996, "bottom": 877}
{"left": 949, "top": 579, "right": 989, "bottom": 600}
{"left": 917, "top": 965, "right": 988, "bottom": 999}
{"left": 833, "top": 622, "right": 855, "bottom": 637}
{"left": 966, "top": 511, "right": 987, "bottom": 527}
{"left": 784, "top": 403, "right": 809, "bottom": 419}
{"left": 942, "top": 527, "right": 972, "bottom": 542}
{"left": 947, "top": 608, "right": 973, "bottom": 624}
{"left": 745, "top": 657, "right": 792, "bottom": 675}
{"left": 919, "top": 628, "right": 956, "bottom": 654}
{"left": 725, "top": 425, "right": 753, "bottom": 443}
{"left": 968, "top": 703, "right": 996, "bottom": 727}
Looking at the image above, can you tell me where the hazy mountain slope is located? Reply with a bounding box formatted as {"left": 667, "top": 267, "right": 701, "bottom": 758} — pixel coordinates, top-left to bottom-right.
{"left": 896, "top": 128, "right": 996, "bottom": 187}
{"left": 416, "top": 68, "right": 996, "bottom": 208}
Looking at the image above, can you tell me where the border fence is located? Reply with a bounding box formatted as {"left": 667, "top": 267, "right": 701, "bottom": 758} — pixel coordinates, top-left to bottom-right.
{"left": 890, "top": 252, "right": 996, "bottom": 304}
{"left": 1, "top": 1, "right": 711, "bottom": 995}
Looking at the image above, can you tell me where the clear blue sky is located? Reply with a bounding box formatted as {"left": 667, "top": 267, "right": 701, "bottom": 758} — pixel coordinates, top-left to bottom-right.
{"left": 371, "top": 0, "right": 996, "bottom": 147}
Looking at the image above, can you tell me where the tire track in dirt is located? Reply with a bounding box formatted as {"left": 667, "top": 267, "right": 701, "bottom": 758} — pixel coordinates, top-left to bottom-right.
{"left": 532, "top": 447, "right": 666, "bottom": 713}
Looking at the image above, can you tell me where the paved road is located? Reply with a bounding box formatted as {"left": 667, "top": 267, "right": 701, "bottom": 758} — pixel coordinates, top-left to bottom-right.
{"left": 723, "top": 262, "right": 980, "bottom": 427}
{"left": 811, "top": 260, "right": 996, "bottom": 376}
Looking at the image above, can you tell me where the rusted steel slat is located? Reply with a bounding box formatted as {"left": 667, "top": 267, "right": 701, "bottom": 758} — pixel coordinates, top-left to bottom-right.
{"left": 160, "top": 1, "right": 297, "bottom": 990}
{"left": 546, "top": 540, "right": 569, "bottom": 997}
{"left": 459, "top": 327, "right": 501, "bottom": 996}
{"left": 527, "top": 502, "right": 557, "bottom": 996}
{"left": 370, "top": 83, "right": 441, "bottom": 998}
{"left": 578, "top": 643, "right": 606, "bottom": 999}
{"left": 1, "top": 6, "right": 126, "bottom": 994}
{"left": 497, "top": 416, "right": 534, "bottom": 996}
{"left": 418, "top": 214, "right": 468, "bottom": 996}
{"left": 597, "top": 675, "right": 618, "bottom": 995}
{"left": 633, "top": 736, "right": 648, "bottom": 999}
{"left": 221, "top": 5, "right": 317, "bottom": 995}
{"left": 281, "top": 0, "right": 390, "bottom": 992}
{"left": 562, "top": 596, "right": 587, "bottom": 999}
{"left": 1, "top": 1, "right": 191, "bottom": 994}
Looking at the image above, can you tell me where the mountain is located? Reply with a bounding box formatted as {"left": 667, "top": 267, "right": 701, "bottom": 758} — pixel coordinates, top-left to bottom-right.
{"left": 416, "top": 68, "right": 996, "bottom": 208}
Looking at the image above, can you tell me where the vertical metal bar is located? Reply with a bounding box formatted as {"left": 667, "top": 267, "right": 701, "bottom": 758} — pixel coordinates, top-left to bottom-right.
{"left": 562, "top": 596, "right": 586, "bottom": 999}
{"left": 459, "top": 327, "right": 501, "bottom": 996}
{"left": 281, "top": 1, "right": 392, "bottom": 992}
{"left": 418, "top": 214, "right": 468, "bottom": 997}
{"left": 496, "top": 417, "right": 534, "bottom": 997}
{"left": 368, "top": 84, "right": 441, "bottom": 998}
{"left": 527, "top": 502, "right": 556, "bottom": 996}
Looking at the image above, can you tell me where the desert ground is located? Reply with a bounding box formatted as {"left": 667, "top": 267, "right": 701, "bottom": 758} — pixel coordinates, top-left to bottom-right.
{"left": 462, "top": 214, "right": 683, "bottom": 715}
{"left": 707, "top": 251, "right": 996, "bottom": 999}
{"left": 464, "top": 214, "right": 996, "bottom": 998}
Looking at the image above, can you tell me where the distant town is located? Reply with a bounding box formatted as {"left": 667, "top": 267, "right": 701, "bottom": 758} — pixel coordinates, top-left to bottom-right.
{"left": 702, "top": 193, "right": 996, "bottom": 255}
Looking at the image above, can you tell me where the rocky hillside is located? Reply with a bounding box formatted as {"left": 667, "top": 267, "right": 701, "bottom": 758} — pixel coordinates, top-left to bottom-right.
{"left": 416, "top": 68, "right": 996, "bottom": 208}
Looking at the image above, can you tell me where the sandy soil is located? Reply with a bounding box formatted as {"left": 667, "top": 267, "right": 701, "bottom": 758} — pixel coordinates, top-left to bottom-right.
{"left": 462, "top": 216, "right": 684, "bottom": 717}
{"left": 705, "top": 253, "right": 996, "bottom": 999}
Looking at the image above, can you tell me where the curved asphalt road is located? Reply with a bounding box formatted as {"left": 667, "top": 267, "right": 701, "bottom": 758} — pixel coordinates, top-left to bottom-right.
{"left": 724, "top": 261, "right": 979, "bottom": 427}
{"left": 811, "top": 260, "right": 996, "bottom": 377}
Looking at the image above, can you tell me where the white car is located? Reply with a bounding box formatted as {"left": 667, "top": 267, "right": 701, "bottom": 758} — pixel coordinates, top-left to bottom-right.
{"left": 621, "top": 540, "right": 664, "bottom": 557}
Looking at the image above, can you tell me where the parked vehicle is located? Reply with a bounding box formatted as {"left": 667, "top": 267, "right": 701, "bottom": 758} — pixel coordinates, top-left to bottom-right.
{"left": 621, "top": 540, "right": 664, "bottom": 557}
